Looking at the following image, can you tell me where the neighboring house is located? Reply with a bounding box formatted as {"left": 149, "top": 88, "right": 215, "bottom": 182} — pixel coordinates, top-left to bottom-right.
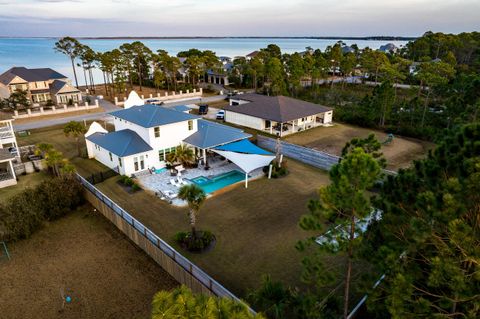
{"left": 245, "top": 51, "right": 259, "bottom": 60}
{"left": 85, "top": 103, "right": 252, "bottom": 177}
{"left": 206, "top": 56, "right": 234, "bottom": 86}
{"left": 409, "top": 58, "right": 442, "bottom": 75}
{"left": 224, "top": 94, "right": 333, "bottom": 136}
{"left": 0, "top": 67, "right": 82, "bottom": 106}
{"left": 0, "top": 118, "right": 19, "bottom": 188}
{"left": 206, "top": 70, "right": 229, "bottom": 86}
{"left": 379, "top": 43, "right": 399, "bottom": 54}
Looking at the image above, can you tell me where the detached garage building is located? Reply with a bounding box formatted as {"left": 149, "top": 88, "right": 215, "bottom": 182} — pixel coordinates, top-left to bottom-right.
{"left": 224, "top": 94, "right": 333, "bottom": 137}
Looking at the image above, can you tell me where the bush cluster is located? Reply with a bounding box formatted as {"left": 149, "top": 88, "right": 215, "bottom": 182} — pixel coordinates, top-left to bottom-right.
{"left": 263, "top": 160, "right": 289, "bottom": 178}
{"left": 119, "top": 175, "right": 141, "bottom": 191}
{"left": 0, "top": 175, "right": 85, "bottom": 241}
{"left": 175, "top": 230, "right": 215, "bottom": 251}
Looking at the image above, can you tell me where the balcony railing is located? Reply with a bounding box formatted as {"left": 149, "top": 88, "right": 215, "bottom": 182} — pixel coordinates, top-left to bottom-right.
{"left": 0, "top": 127, "right": 14, "bottom": 140}
{"left": 0, "top": 171, "right": 15, "bottom": 182}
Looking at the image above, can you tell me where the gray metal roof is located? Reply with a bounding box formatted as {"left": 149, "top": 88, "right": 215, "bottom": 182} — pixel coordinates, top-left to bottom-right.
{"left": 86, "top": 129, "right": 153, "bottom": 157}
{"left": 0, "top": 67, "right": 67, "bottom": 85}
{"left": 111, "top": 104, "right": 199, "bottom": 128}
{"left": 183, "top": 119, "right": 251, "bottom": 149}
{"left": 225, "top": 94, "right": 332, "bottom": 123}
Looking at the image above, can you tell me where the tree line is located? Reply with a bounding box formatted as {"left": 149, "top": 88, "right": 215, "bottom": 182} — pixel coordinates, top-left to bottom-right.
{"left": 54, "top": 37, "right": 224, "bottom": 96}
{"left": 246, "top": 123, "right": 480, "bottom": 319}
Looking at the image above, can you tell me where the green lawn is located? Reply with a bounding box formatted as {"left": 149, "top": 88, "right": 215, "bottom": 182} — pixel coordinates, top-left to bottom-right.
{"left": 16, "top": 123, "right": 110, "bottom": 177}
{"left": 0, "top": 171, "right": 50, "bottom": 205}
{"left": 96, "top": 159, "right": 331, "bottom": 296}
{"left": 15, "top": 124, "right": 372, "bottom": 305}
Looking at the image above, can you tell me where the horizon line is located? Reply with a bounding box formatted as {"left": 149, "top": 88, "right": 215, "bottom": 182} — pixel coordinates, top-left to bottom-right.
{"left": 0, "top": 35, "right": 419, "bottom": 40}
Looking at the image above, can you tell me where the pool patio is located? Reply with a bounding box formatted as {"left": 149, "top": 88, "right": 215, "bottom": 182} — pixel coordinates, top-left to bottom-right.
{"left": 136, "top": 156, "right": 265, "bottom": 206}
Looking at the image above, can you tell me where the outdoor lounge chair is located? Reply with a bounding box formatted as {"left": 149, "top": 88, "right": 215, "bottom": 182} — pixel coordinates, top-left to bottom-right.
{"left": 163, "top": 190, "right": 178, "bottom": 199}
{"left": 170, "top": 178, "right": 181, "bottom": 187}
{"left": 177, "top": 176, "right": 189, "bottom": 185}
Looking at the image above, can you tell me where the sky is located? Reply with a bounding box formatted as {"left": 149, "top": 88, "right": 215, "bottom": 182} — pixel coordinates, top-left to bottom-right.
{"left": 0, "top": 0, "right": 479, "bottom": 37}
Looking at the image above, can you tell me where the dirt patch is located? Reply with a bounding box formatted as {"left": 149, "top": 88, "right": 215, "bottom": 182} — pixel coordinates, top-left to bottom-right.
{"left": 285, "top": 123, "right": 434, "bottom": 170}
{"left": 0, "top": 205, "right": 178, "bottom": 319}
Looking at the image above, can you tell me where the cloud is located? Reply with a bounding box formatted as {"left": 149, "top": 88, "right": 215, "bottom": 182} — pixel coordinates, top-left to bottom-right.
{"left": 0, "top": 0, "right": 478, "bottom": 37}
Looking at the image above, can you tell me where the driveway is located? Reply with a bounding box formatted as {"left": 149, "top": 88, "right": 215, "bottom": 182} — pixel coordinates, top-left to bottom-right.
{"left": 13, "top": 94, "right": 227, "bottom": 132}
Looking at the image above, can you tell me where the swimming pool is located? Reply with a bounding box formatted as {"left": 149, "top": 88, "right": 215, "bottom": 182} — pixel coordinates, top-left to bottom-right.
{"left": 190, "top": 170, "right": 245, "bottom": 194}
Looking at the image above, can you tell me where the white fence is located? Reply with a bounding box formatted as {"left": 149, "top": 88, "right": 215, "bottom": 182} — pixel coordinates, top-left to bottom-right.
{"left": 76, "top": 173, "right": 255, "bottom": 314}
{"left": 114, "top": 88, "right": 203, "bottom": 106}
{"left": 13, "top": 100, "right": 100, "bottom": 119}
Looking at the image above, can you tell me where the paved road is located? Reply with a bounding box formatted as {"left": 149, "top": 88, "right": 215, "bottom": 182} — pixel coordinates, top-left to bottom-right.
{"left": 13, "top": 94, "right": 227, "bottom": 131}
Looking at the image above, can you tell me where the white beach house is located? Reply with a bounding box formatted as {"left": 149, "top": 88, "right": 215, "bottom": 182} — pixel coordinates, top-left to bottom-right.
{"left": 86, "top": 96, "right": 275, "bottom": 182}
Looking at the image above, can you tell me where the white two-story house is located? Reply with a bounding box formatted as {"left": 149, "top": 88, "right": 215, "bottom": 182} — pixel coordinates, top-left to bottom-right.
{"left": 85, "top": 104, "right": 253, "bottom": 176}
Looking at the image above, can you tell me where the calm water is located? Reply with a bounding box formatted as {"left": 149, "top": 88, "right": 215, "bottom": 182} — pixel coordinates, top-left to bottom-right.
{"left": 191, "top": 170, "right": 245, "bottom": 194}
{"left": 0, "top": 37, "right": 408, "bottom": 83}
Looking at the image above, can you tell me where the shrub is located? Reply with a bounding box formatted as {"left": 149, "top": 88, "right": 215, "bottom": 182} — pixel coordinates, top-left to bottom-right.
{"left": 175, "top": 230, "right": 215, "bottom": 251}
{"left": 0, "top": 175, "right": 85, "bottom": 241}
{"left": 263, "top": 160, "right": 289, "bottom": 178}
{"left": 131, "top": 183, "right": 141, "bottom": 191}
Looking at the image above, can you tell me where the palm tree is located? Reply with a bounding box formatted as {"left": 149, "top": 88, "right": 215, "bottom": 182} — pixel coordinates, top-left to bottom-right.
{"left": 54, "top": 37, "right": 82, "bottom": 88}
{"left": 151, "top": 285, "right": 263, "bottom": 319}
{"left": 35, "top": 143, "right": 54, "bottom": 158}
{"left": 44, "top": 149, "right": 64, "bottom": 176}
{"left": 63, "top": 121, "right": 87, "bottom": 157}
{"left": 177, "top": 184, "right": 206, "bottom": 238}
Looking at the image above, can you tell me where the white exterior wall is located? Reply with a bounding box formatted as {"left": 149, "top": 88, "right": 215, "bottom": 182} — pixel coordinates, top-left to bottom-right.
{"left": 323, "top": 111, "right": 333, "bottom": 124}
{"left": 86, "top": 139, "right": 155, "bottom": 177}
{"left": 112, "top": 117, "right": 198, "bottom": 171}
{"left": 229, "top": 98, "right": 250, "bottom": 106}
{"left": 121, "top": 151, "right": 156, "bottom": 176}
{"left": 113, "top": 118, "right": 152, "bottom": 144}
{"left": 225, "top": 111, "right": 264, "bottom": 130}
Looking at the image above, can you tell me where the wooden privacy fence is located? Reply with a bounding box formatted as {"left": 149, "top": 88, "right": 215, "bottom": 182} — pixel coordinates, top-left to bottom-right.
{"left": 76, "top": 174, "right": 254, "bottom": 313}
{"left": 257, "top": 135, "right": 397, "bottom": 176}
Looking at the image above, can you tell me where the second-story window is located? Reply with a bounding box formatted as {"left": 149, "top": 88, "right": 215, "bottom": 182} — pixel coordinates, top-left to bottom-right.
{"left": 188, "top": 120, "right": 193, "bottom": 131}
{"left": 109, "top": 152, "right": 113, "bottom": 161}
{"left": 154, "top": 127, "right": 160, "bottom": 138}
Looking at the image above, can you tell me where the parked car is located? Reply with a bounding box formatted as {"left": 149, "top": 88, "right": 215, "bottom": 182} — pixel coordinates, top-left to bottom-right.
{"left": 198, "top": 104, "right": 209, "bottom": 115}
{"left": 216, "top": 110, "right": 225, "bottom": 120}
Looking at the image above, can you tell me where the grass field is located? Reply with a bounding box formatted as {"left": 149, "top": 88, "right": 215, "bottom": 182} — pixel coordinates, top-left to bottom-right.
{"left": 14, "top": 124, "right": 373, "bottom": 304}
{"left": 285, "top": 123, "right": 433, "bottom": 170}
{"left": 0, "top": 171, "right": 50, "bottom": 205}
{"left": 17, "top": 123, "right": 110, "bottom": 177}
{"left": 96, "top": 159, "right": 331, "bottom": 296}
{"left": 0, "top": 205, "right": 178, "bottom": 319}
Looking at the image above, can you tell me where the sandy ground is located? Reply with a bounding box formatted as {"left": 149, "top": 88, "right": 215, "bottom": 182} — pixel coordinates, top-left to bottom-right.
{"left": 0, "top": 205, "right": 178, "bottom": 319}
{"left": 285, "top": 123, "right": 434, "bottom": 170}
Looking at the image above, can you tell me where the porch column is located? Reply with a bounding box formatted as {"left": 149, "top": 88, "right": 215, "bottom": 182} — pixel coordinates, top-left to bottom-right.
{"left": 292, "top": 120, "right": 295, "bottom": 133}
{"left": 280, "top": 123, "right": 283, "bottom": 137}
{"left": 313, "top": 115, "right": 317, "bottom": 126}
{"left": 245, "top": 173, "right": 248, "bottom": 188}
{"left": 8, "top": 160, "right": 16, "bottom": 180}
{"left": 202, "top": 148, "right": 207, "bottom": 166}
{"left": 270, "top": 123, "right": 273, "bottom": 135}
{"left": 303, "top": 120, "right": 306, "bottom": 130}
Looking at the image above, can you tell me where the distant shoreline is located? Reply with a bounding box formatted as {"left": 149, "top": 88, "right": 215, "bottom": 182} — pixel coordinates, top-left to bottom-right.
{"left": 0, "top": 36, "right": 417, "bottom": 41}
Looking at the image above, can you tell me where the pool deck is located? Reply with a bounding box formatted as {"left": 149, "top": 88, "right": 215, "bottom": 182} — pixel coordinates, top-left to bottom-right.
{"left": 136, "top": 157, "right": 264, "bottom": 206}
